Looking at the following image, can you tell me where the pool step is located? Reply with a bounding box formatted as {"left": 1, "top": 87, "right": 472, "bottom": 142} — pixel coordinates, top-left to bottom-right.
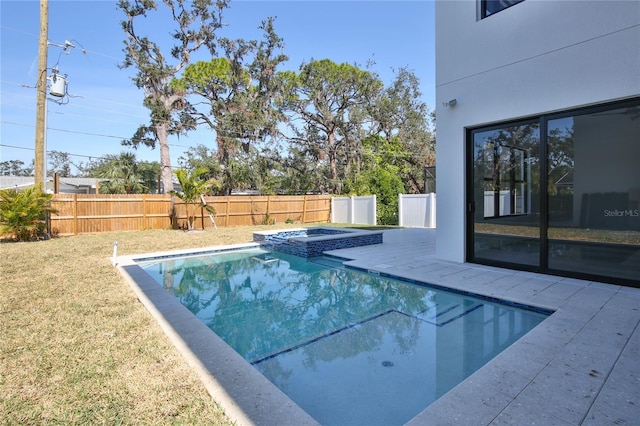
{"left": 421, "top": 302, "right": 484, "bottom": 326}
{"left": 308, "top": 256, "right": 346, "bottom": 269}
{"left": 252, "top": 253, "right": 280, "bottom": 263}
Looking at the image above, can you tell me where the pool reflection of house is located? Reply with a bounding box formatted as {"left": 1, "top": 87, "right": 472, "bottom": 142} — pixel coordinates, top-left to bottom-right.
{"left": 435, "top": 0, "right": 640, "bottom": 286}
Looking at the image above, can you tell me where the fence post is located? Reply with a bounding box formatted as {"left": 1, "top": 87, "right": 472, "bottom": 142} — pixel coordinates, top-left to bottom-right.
{"left": 398, "top": 194, "right": 404, "bottom": 227}
{"left": 302, "top": 195, "right": 308, "bottom": 223}
{"left": 142, "top": 194, "right": 147, "bottom": 230}
{"left": 266, "top": 196, "right": 271, "bottom": 224}
{"left": 168, "top": 196, "right": 175, "bottom": 229}
{"left": 372, "top": 194, "right": 377, "bottom": 226}
{"left": 350, "top": 196, "right": 354, "bottom": 224}
{"left": 225, "top": 196, "right": 230, "bottom": 226}
{"left": 325, "top": 195, "right": 330, "bottom": 222}
{"left": 330, "top": 196, "right": 334, "bottom": 223}
{"left": 73, "top": 194, "right": 78, "bottom": 235}
{"left": 430, "top": 193, "right": 437, "bottom": 228}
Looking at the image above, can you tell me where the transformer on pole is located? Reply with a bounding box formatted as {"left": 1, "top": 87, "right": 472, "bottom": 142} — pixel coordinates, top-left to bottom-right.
{"left": 48, "top": 67, "right": 67, "bottom": 98}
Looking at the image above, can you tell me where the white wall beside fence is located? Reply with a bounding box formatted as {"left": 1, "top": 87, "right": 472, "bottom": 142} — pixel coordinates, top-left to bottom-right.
{"left": 399, "top": 193, "right": 436, "bottom": 228}
{"left": 331, "top": 195, "right": 377, "bottom": 225}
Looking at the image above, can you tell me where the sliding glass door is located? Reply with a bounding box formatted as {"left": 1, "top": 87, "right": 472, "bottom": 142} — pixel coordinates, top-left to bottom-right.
{"left": 546, "top": 106, "right": 640, "bottom": 282}
{"left": 468, "top": 99, "right": 640, "bottom": 285}
{"left": 470, "top": 121, "right": 541, "bottom": 267}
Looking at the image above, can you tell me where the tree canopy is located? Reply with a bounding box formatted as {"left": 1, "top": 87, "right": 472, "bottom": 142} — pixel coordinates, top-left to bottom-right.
{"left": 59, "top": 3, "right": 437, "bottom": 224}
{"left": 277, "top": 59, "right": 384, "bottom": 193}
{"left": 171, "top": 17, "right": 288, "bottom": 194}
{"left": 118, "top": 0, "right": 229, "bottom": 193}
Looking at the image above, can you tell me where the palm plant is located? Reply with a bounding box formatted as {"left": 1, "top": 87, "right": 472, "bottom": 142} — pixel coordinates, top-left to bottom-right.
{"left": 97, "top": 152, "right": 149, "bottom": 194}
{"left": 0, "top": 186, "right": 57, "bottom": 241}
{"left": 169, "top": 167, "right": 219, "bottom": 230}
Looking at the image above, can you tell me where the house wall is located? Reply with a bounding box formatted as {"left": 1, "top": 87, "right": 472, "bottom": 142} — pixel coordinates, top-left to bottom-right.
{"left": 434, "top": 0, "right": 640, "bottom": 262}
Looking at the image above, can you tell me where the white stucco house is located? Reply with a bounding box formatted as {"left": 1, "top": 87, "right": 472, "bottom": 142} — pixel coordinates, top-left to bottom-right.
{"left": 435, "top": 0, "right": 640, "bottom": 286}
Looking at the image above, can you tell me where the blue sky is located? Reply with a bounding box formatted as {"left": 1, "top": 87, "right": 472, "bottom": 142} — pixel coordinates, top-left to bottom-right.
{"left": 1, "top": 0, "right": 435, "bottom": 173}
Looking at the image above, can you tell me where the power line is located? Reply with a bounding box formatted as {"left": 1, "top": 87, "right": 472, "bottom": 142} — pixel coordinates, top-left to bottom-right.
{"left": 2, "top": 119, "right": 433, "bottom": 155}
{"left": 0, "top": 101, "right": 146, "bottom": 126}
{"left": 49, "top": 103, "right": 147, "bottom": 120}
{"left": 0, "top": 87, "right": 148, "bottom": 119}
{"left": 0, "top": 143, "right": 184, "bottom": 168}
{"left": 1, "top": 140, "right": 435, "bottom": 166}
{"left": 0, "top": 79, "right": 31, "bottom": 87}
{"left": 1, "top": 120, "right": 124, "bottom": 140}
{"left": 0, "top": 25, "right": 37, "bottom": 37}
{"left": 0, "top": 25, "right": 121, "bottom": 62}
{"left": 0, "top": 120, "right": 183, "bottom": 146}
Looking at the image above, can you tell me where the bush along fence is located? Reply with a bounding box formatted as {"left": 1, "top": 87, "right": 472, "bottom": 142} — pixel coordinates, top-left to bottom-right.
{"left": 48, "top": 194, "right": 331, "bottom": 236}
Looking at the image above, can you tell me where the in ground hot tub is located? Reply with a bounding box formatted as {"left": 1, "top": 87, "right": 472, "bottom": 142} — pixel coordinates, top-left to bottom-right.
{"left": 253, "top": 227, "right": 383, "bottom": 257}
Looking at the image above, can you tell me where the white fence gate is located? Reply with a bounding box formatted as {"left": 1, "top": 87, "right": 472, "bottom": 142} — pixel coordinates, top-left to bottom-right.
{"left": 398, "top": 193, "right": 436, "bottom": 228}
{"left": 331, "top": 195, "right": 377, "bottom": 225}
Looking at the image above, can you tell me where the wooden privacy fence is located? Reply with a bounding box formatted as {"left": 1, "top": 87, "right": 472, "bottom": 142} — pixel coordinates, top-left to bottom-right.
{"left": 49, "top": 194, "right": 331, "bottom": 236}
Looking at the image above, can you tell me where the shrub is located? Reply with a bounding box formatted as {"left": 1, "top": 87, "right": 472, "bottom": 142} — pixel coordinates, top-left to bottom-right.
{"left": 345, "top": 167, "right": 405, "bottom": 226}
{"left": 0, "top": 186, "right": 57, "bottom": 241}
{"left": 169, "top": 168, "right": 218, "bottom": 230}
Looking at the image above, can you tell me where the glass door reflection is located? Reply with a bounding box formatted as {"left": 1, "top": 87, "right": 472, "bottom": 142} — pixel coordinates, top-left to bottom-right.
{"left": 471, "top": 122, "right": 541, "bottom": 267}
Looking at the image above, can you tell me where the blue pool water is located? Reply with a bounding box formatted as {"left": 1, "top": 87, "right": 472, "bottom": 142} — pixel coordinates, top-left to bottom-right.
{"left": 139, "top": 248, "right": 549, "bottom": 425}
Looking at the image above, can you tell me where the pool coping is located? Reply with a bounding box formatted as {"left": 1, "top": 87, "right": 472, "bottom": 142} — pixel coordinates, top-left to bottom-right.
{"left": 115, "top": 229, "right": 640, "bottom": 425}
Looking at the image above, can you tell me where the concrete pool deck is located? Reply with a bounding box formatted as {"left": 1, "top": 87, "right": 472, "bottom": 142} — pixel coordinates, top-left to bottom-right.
{"left": 117, "top": 228, "right": 639, "bottom": 425}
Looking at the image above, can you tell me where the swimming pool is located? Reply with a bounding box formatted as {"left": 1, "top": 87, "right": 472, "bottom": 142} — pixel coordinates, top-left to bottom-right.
{"left": 135, "top": 247, "right": 550, "bottom": 425}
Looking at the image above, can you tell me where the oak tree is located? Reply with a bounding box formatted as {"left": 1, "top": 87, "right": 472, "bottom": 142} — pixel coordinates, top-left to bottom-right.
{"left": 118, "top": 0, "right": 229, "bottom": 193}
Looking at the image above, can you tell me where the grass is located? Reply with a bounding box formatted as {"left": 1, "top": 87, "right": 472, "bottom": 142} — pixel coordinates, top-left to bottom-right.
{"left": 1, "top": 223, "right": 308, "bottom": 425}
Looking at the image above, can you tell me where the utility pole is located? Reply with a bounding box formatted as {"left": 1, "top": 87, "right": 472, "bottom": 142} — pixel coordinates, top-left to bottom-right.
{"left": 34, "top": 0, "right": 48, "bottom": 189}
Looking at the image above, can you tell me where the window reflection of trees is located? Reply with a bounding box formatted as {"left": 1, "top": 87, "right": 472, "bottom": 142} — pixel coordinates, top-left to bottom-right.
{"left": 473, "top": 123, "right": 539, "bottom": 220}
{"left": 547, "top": 123, "right": 575, "bottom": 195}
{"left": 474, "top": 120, "right": 577, "bottom": 223}
{"left": 547, "top": 120, "right": 576, "bottom": 223}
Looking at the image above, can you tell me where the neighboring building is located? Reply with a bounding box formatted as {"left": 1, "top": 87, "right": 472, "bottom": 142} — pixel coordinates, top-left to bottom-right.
{"left": 435, "top": 0, "right": 640, "bottom": 286}
{"left": 0, "top": 176, "right": 103, "bottom": 194}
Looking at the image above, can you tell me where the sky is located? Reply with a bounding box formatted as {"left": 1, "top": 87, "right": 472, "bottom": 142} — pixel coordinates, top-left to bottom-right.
{"left": 0, "top": 0, "right": 435, "bottom": 174}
